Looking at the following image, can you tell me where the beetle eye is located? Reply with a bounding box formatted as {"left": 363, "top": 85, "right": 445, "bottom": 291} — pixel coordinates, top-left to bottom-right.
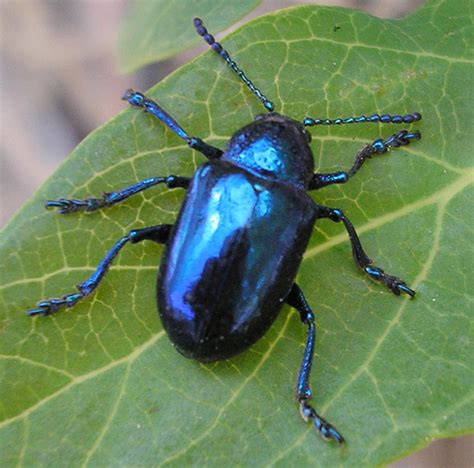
{"left": 254, "top": 114, "right": 265, "bottom": 121}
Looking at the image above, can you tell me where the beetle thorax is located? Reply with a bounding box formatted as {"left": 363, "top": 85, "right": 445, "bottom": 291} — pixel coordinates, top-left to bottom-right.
{"left": 222, "top": 114, "right": 314, "bottom": 189}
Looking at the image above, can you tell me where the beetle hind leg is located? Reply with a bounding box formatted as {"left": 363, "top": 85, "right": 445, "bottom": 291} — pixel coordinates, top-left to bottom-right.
{"left": 27, "top": 224, "right": 172, "bottom": 316}
{"left": 286, "top": 283, "right": 345, "bottom": 444}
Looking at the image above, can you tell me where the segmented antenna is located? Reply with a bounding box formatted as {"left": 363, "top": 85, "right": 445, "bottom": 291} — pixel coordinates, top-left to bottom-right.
{"left": 303, "top": 112, "right": 422, "bottom": 126}
{"left": 193, "top": 18, "right": 274, "bottom": 112}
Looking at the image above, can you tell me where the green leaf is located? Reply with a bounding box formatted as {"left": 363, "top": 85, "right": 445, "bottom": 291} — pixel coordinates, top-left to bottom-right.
{"left": 118, "top": 0, "right": 261, "bottom": 73}
{"left": 1, "top": 1, "right": 473, "bottom": 465}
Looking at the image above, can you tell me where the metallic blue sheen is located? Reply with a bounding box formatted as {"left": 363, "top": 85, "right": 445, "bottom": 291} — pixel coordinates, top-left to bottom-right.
{"left": 365, "top": 266, "right": 382, "bottom": 279}
{"left": 371, "top": 139, "right": 385, "bottom": 152}
{"left": 25, "top": 15, "right": 424, "bottom": 445}
{"left": 222, "top": 114, "right": 314, "bottom": 188}
{"left": 107, "top": 178, "right": 164, "bottom": 203}
{"left": 297, "top": 321, "right": 315, "bottom": 397}
{"left": 303, "top": 112, "right": 421, "bottom": 126}
{"left": 122, "top": 89, "right": 190, "bottom": 141}
{"left": 319, "top": 172, "right": 348, "bottom": 185}
{"left": 405, "top": 131, "right": 421, "bottom": 140}
{"left": 142, "top": 101, "right": 189, "bottom": 140}
{"left": 158, "top": 115, "right": 316, "bottom": 361}
{"left": 78, "top": 236, "right": 129, "bottom": 295}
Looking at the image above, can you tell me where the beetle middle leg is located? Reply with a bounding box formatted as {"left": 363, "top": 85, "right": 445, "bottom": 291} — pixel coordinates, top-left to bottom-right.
{"left": 27, "top": 224, "right": 172, "bottom": 316}
{"left": 308, "top": 129, "right": 421, "bottom": 190}
{"left": 317, "top": 205, "right": 415, "bottom": 297}
{"left": 46, "top": 175, "right": 190, "bottom": 214}
{"left": 286, "top": 283, "right": 344, "bottom": 444}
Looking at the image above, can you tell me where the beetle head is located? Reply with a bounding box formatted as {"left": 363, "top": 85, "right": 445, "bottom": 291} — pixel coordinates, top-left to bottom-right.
{"left": 223, "top": 113, "right": 314, "bottom": 189}
{"left": 254, "top": 113, "right": 312, "bottom": 143}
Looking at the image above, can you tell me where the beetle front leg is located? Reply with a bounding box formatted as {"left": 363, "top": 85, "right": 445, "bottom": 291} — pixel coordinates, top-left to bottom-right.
{"left": 46, "top": 175, "right": 190, "bottom": 214}
{"left": 317, "top": 205, "right": 415, "bottom": 297}
{"left": 123, "top": 89, "right": 223, "bottom": 160}
{"left": 308, "top": 130, "right": 421, "bottom": 190}
{"left": 27, "top": 224, "right": 172, "bottom": 316}
{"left": 286, "top": 283, "right": 344, "bottom": 444}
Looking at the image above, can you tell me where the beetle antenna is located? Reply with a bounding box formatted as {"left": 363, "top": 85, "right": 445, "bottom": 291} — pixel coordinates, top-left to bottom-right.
{"left": 303, "top": 112, "right": 422, "bottom": 127}
{"left": 193, "top": 17, "right": 274, "bottom": 112}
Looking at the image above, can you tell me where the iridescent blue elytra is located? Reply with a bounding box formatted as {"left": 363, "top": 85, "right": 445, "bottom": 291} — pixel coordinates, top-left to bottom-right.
{"left": 27, "top": 17, "right": 422, "bottom": 445}
{"left": 159, "top": 114, "right": 315, "bottom": 362}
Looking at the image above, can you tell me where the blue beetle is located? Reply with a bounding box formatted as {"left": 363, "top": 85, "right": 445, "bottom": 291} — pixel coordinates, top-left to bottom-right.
{"left": 27, "top": 18, "right": 421, "bottom": 443}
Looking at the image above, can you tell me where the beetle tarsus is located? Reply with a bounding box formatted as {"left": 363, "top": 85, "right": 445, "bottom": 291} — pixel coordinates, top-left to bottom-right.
{"left": 27, "top": 225, "right": 172, "bottom": 318}
{"left": 317, "top": 206, "right": 416, "bottom": 299}
{"left": 299, "top": 399, "right": 345, "bottom": 444}
{"left": 364, "top": 266, "right": 415, "bottom": 298}
{"left": 46, "top": 197, "right": 107, "bottom": 214}
{"left": 27, "top": 292, "right": 83, "bottom": 316}
{"left": 46, "top": 176, "right": 191, "bottom": 215}
{"left": 396, "top": 283, "right": 416, "bottom": 297}
{"left": 286, "top": 284, "right": 345, "bottom": 443}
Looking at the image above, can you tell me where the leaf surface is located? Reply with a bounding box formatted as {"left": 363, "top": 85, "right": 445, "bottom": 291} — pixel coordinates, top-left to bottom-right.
{"left": 118, "top": 0, "right": 261, "bottom": 72}
{"left": 1, "top": 1, "right": 473, "bottom": 466}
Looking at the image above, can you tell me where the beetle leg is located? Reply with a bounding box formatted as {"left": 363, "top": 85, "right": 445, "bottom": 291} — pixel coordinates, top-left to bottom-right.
{"left": 26, "top": 224, "right": 172, "bottom": 316}
{"left": 286, "top": 283, "right": 344, "bottom": 444}
{"left": 122, "top": 89, "right": 223, "bottom": 160}
{"left": 317, "top": 205, "right": 415, "bottom": 297}
{"left": 308, "top": 130, "right": 421, "bottom": 190}
{"left": 46, "top": 175, "right": 190, "bottom": 214}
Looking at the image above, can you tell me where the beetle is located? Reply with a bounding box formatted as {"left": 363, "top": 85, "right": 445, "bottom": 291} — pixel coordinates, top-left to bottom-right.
{"left": 27, "top": 18, "right": 422, "bottom": 443}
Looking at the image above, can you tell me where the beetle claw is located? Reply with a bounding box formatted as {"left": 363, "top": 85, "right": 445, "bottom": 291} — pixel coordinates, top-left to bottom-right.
{"left": 299, "top": 400, "right": 344, "bottom": 444}
{"left": 46, "top": 198, "right": 81, "bottom": 214}
{"left": 365, "top": 266, "right": 415, "bottom": 298}
{"left": 395, "top": 282, "right": 416, "bottom": 298}
{"left": 27, "top": 292, "right": 83, "bottom": 317}
{"left": 26, "top": 301, "right": 56, "bottom": 316}
{"left": 26, "top": 307, "right": 49, "bottom": 317}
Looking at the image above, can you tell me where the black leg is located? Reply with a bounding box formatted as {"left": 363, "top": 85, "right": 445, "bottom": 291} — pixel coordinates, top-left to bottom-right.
{"left": 122, "top": 90, "right": 223, "bottom": 160}
{"left": 46, "top": 175, "right": 190, "bottom": 214}
{"left": 286, "top": 283, "right": 344, "bottom": 444}
{"left": 27, "top": 224, "right": 172, "bottom": 316}
{"left": 317, "top": 205, "right": 415, "bottom": 297}
{"left": 308, "top": 130, "right": 421, "bottom": 190}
